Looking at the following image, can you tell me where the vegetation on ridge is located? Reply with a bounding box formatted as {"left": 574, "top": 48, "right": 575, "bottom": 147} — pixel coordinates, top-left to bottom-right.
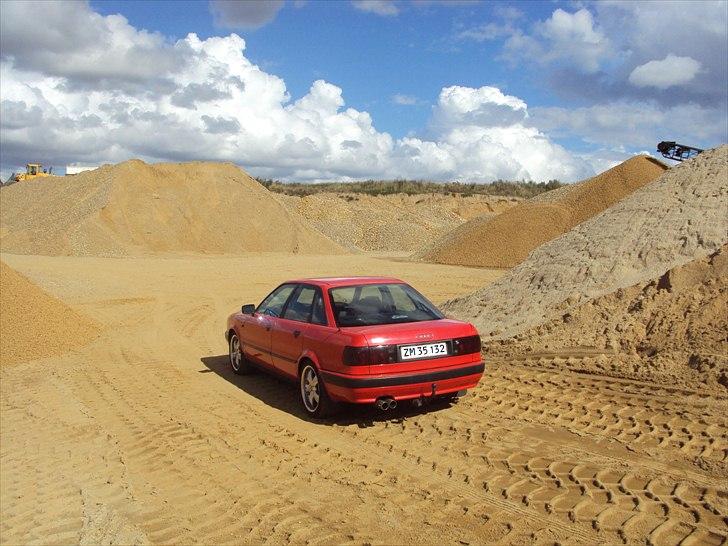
{"left": 257, "top": 178, "right": 564, "bottom": 198}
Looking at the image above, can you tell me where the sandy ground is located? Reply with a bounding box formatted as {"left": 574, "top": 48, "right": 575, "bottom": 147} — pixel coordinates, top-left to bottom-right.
{"left": 1, "top": 252, "right": 725, "bottom": 545}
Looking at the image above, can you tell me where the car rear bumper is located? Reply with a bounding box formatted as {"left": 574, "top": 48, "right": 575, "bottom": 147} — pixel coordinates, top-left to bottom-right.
{"left": 321, "top": 362, "right": 485, "bottom": 404}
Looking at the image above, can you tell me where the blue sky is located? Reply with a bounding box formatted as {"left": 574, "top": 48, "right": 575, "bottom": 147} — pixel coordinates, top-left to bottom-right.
{"left": 1, "top": 0, "right": 726, "bottom": 182}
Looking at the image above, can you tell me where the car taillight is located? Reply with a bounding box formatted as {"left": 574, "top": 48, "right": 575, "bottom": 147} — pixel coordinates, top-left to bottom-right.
{"left": 342, "top": 345, "right": 397, "bottom": 366}
{"left": 342, "top": 346, "right": 370, "bottom": 366}
{"left": 370, "top": 345, "right": 397, "bottom": 364}
{"left": 452, "top": 335, "right": 481, "bottom": 355}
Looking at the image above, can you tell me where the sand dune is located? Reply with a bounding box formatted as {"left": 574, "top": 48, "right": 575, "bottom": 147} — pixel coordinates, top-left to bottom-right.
{"left": 0, "top": 160, "right": 343, "bottom": 256}
{"left": 418, "top": 155, "right": 668, "bottom": 268}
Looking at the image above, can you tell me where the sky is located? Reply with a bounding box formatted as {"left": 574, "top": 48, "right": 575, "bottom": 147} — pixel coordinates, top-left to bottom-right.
{"left": 0, "top": 0, "right": 726, "bottom": 183}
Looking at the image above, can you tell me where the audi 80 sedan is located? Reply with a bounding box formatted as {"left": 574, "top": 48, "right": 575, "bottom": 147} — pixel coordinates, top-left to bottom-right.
{"left": 225, "top": 277, "right": 484, "bottom": 417}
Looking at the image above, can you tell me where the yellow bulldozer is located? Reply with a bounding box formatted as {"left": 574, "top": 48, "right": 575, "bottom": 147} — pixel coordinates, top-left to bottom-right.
{"left": 11, "top": 163, "right": 53, "bottom": 183}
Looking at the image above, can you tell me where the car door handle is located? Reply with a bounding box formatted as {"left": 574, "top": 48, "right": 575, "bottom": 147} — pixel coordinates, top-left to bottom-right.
{"left": 293, "top": 330, "right": 301, "bottom": 337}
{"left": 266, "top": 326, "right": 271, "bottom": 331}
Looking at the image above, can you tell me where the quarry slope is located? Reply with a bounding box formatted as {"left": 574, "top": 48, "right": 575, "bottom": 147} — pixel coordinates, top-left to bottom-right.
{"left": 279, "top": 192, "right": 517, "bottom": 252}
{"left": 418, "top": 155, "right": 668, "bottom": 268}
{"left": 0, "top": 160, "right": 343, "bottom": 256}
{"left": 443, "top": 145, "right": 728, "bottom": 341}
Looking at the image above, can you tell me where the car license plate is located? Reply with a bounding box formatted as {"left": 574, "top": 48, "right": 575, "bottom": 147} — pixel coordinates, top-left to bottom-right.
{"left": 400, "top": 342, "right": 448, "bottom": 360}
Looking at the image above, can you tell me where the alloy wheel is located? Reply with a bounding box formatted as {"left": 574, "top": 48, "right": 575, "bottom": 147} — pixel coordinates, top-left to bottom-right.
{"left": 229, "top": 335, "right": 242, "bottom": 372}
{"left": 300, "top": 365, "right": 320, "bottom": 413}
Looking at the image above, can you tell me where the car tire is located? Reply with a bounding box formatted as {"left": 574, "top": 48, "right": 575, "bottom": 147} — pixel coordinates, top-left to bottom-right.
{"left": 229, "top": 333, "right": 253, "bottom": 375}
{"left": 299, "top": 363, "right": 336, "bottom": 418}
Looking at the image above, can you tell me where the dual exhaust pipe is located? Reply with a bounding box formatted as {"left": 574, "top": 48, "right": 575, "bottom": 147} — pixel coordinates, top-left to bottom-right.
{"left": 376, "top": 390, "right": 466, "bottom": 411}
{"left": 375, "top": 397, "right": 397, "bottom": 411}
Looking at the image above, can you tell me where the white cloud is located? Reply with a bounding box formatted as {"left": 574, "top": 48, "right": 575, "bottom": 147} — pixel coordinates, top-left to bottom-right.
{"left": 495, "top": 2, "right": 726, "bottom": 106}
{"left": 457, "top": 1, "right": 726, "bottom": 161}
{"left": 0, "top": 0, "right": 593, "bottom": 183}
{"left": 209, "top": 0, "right": 285, "bottom": 29}
{"left": 502, "top": 8, "right": 611, "bottom": 73}
{"left": 430, "top": 86, "right": 527, "bottom": 131}
{"left": 628, "top": 55, "right": 702, "bottom": 89}
{"left": 0, "top": 0, "right": 184, "bottom": 88}
{"left": 392, "top": 94, "right": 419, "bottom": 105}
{"left": 393, "top": 86, "right": 592, "bottom": 182}
{"left": 352, "top": 0, "right": 399, "bottom": 17}
{"left": 530, "top": 101, "right": 726, "bottom": 148}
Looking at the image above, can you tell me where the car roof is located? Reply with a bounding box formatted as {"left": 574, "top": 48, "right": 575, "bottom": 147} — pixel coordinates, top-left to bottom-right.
{"left": 286, "top": 276, "right": 406, "bottom": 288}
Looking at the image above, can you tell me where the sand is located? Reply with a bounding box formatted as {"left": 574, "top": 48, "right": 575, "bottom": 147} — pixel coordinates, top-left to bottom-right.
{"left": 0, "top": 160, "right": 343, "bottom": 256}
{"left": 0, "top": 261, "right": 99, "bottom": 365}
{"left": 444, "top": 146, "right": 728, "bottom": 341}
{"left": 1, "top": 251, "right": 725, "bottom": 545}
{"left": 418, "top": 155, "right": 668, "bottom": 268}
{"left": 1, "top": 151, "right": 727, "bottom": 545}
{"left": 279, "top": 192, "right": 518, "bottom": 252}
{"left": 486, "top": 246, "right": 728, "bottom": 391}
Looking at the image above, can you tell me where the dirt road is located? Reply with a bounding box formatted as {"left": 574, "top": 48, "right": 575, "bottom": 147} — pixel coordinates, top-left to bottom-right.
{"left": 1, "top": 253, "right": 725, "bottom": 545}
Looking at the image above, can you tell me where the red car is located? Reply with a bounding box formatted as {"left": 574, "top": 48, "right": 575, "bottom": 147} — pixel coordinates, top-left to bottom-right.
{"left": 225, "top": 277, "right": 484, "bottom": 417}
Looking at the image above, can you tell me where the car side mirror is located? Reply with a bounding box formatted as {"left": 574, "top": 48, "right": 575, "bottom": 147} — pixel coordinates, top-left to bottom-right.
{"left": 241, "top": 304, "right": 256, "bottom": 315}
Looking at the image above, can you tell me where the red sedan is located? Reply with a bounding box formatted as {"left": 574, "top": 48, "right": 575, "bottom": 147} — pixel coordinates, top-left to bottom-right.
{"left": 225, "top": 277, "right": 484, "bottom": 417}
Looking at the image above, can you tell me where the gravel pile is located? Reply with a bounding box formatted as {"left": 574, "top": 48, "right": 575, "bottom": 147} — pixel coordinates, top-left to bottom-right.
{"left": 417, "top": 155, "right": 668, "bottom": 268}
{"left": 0, "top": 261, "right": 100, "bottom": 365}
{"left": 443, "top": 145, "right": 728, "bottom": 340}
{"left": 0, "top": 160, "right": 343, "bottom": 256}
{"left": 487, "top": 246, "right": 728, "bottom": 391}
{"left": 280, "top": 192, "right": 517, "bottom": 252}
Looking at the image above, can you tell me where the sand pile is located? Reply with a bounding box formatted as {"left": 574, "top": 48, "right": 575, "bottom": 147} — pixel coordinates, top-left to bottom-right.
{"left": 443, "top": 145, "right": 728, "bottom": 340}
{"left": 488, "top": 247, "right": 728, "bottom": 390}
{"left": 0, "top": 160, "right": 343, "bottom": 256}
{"left": 279, "top": 192, "right": 517, "bottom": 252}
{"left": 0, "top": 262, "right": 100, "bottom": 365}
{"left": 418, "top": 155, "right": 668, "bottom": 268}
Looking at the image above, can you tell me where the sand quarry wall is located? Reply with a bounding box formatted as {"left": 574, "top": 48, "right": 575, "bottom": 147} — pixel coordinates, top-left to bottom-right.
{"left": 443, "top": 145, "right": 728, "bottom": 341}
{"left": 418, "top": 155, "right": 668, "bottom": 268}
{"left": 279, "top": 192, "right": 518, "bottom": 252}
{"left": 0, "top": 160, "right": 343, "bottom": 256}
{"left": 0, "top": 262, "right": 100, "bottom": 365}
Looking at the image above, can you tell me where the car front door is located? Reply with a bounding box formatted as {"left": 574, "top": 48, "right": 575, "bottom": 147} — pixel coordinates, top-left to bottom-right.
{"left": 243, "top": 283, "right": 297, "bottom": 368}
{"left": 271, "top": 285, "right": 321, "bottom": 378}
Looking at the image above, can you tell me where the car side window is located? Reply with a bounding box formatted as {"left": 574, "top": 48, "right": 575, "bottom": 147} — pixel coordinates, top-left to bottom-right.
{"left": 282, "top": 286, "right": 316, "bottom": 322}
{"left": 311, "top": 290, "right": 327, "bottom": 326}
{"left": 258, "top": 284, "right": 296, "bottom": 318}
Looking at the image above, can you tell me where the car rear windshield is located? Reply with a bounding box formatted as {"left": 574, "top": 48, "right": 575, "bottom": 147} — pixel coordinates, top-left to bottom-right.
{"left": 329, "top": 283, "right": 444, "bottom": 327}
